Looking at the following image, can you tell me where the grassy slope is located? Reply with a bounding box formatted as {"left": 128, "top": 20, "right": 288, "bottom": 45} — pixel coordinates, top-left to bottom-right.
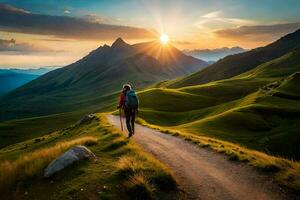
{"left": 0, "top": 40, "right": 207, "bottom": 123}
{"left": 238, "top": 46, "right": 300, "bottom": 79}
{"left": 0, "top": 91, "right": 117, "bottom": 148}
{"left": 0, "top": 111, "right": 86, "bottom": 148}
{"left": 0, "top": 59, "right": 160, "bottom": 121}
{"left": 137, "top": 48, "right": 300, "bottom": 160}
{"left": 275, "top": 72, "right": 300, "bottom": 98}
{"left": 139, "top": 78, "right": 268, "bottom": 126}
{"left": 0, "top": 114, "right": 178, "bottom": 200}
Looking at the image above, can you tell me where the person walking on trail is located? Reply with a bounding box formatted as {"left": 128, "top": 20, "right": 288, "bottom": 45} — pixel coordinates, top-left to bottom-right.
{"left": 117, "top": 84, "right": 139, "bottom": 137}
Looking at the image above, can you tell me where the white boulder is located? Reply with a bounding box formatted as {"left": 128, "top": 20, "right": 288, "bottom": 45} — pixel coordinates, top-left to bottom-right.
{"left": 44, "top": 145, "right": 96, "bottom": 178}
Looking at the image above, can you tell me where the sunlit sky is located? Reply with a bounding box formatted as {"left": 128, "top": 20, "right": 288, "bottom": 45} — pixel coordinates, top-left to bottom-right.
{"left": 1, "top": 0, "right": 300, "bottom": 68}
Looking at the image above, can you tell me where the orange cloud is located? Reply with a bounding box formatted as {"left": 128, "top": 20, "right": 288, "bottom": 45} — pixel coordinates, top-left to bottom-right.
{"left": 215, "top": 23, "right": 300, "bottom": 41}
{"left": 0, "top": 3, "right": 156, "bottom": 41}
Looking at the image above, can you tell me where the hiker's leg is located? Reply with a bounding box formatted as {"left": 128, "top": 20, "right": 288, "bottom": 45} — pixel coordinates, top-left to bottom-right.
{"left": 131, "top": 109, "right": 136, "bottom": 134}
{"left": 124, "top": 109, "right": 132, "bottom": 134}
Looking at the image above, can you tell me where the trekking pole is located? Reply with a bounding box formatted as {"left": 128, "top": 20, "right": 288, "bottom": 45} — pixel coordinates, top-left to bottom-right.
{"left": 119, "top": 108, "right": 123, "bottom": 131}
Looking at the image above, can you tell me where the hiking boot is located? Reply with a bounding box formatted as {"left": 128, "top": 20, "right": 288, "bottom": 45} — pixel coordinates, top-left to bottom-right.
{"left": 128, "top": 132, "right": 133, "bottom": 138}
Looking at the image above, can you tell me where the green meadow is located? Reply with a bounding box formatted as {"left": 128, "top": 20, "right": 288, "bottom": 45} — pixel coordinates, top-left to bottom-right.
{"left": 0, "top": 114, "right": 178, "bottom": 200}
{"left": 137, "top": 48, "right": 300, "bottom": 160}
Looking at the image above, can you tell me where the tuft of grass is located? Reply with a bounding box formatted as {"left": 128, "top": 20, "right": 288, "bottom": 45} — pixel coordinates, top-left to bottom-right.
{"left": 0, "top": 136, "right": 97, "bottom": 190}
{"left": 124, "top": 174, "right": 155, "bottom": 200}
{"left": 116, "top": 156, "right": 143, "bottom": 178}
{"left": 115, "top": 154, "right": 177, "bottom": 199}
{"left": 115, "top": 152, "right": 177, "bottom": 191}
{"left": 227, "top": 152, "right": 239, "bottom": 161}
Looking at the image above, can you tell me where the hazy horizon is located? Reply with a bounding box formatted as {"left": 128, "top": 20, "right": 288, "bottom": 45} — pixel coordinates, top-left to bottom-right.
{"left": 0, "top": 38, "right": 247, "bottom": 68}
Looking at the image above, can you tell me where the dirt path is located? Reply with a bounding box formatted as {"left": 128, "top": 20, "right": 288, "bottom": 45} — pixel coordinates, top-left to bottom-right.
{"left": 107, "top": 115, "right": 292, "bottom": 200}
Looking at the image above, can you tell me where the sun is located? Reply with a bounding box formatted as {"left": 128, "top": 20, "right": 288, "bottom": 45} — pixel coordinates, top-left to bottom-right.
{"left": 160, "top": 33, "right": 169, "bottom": 44}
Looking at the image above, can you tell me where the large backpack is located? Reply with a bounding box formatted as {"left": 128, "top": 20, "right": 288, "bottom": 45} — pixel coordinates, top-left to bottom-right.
{"left": 125, "top": 90, "right": 139, "bottom": 109}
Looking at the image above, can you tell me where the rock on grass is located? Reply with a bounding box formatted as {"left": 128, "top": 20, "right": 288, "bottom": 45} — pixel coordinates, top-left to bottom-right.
{"left": 44, "top": 145, "right": 96, "bottom": 178}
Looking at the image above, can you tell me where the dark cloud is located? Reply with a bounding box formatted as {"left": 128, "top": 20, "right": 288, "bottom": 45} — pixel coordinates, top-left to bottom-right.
{"left": 83, "top": 14, "right": 122, "bottom": 25}
{"left": 215, "top": 23, "right": 300, "bottom": 40}
{"left": 0, "top": 3, "right": 30, "bottom": 14}
{"left": 0, "top": 38, "right": 54, "bottom": 54}
{"left": 0, "top": 3, "right": 155, "bottom": 41}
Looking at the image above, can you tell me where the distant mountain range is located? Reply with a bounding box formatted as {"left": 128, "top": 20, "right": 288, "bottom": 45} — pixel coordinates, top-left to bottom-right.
{"left": 0, "top": 67, "right": 54, "bottom": 75}
{"left": 0, "top": 68, "right": 55, "bottom": 95}
{"left": 183, "top": 47, "right": 246, "bottom": 62}
{"left": 0, "top": 73, "right": 38, "bottom": 95}
{"left": 0, "top": 38, "right": 208, "bottom": 121}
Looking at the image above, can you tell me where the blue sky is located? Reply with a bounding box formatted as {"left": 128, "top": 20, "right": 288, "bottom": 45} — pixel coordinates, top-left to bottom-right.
{"left": 0, "top": 0, "right": 300, "bottom": 67}
{"left": 3, "top": 0, "right": 300, "bottom": 22}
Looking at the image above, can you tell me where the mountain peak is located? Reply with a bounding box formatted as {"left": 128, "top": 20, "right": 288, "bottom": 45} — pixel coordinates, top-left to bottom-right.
{"left": 111, "top": 37, "right": 128, "bottom": 48}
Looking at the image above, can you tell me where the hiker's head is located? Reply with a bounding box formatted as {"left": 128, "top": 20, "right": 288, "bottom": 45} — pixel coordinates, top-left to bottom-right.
{"left": 122, "top": 84, "right": 131, "bottom": 92}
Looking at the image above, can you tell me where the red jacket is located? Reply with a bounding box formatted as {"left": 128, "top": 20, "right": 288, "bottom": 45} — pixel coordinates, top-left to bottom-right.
{"left": 119, "top": 92, "right": 126, "bottom": 108}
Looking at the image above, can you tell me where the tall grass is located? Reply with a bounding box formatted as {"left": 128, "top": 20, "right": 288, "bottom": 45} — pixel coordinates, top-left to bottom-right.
{"left": 116, "top": 157, "right": 155, "bottom": 199}
{"left": 99, "top": 114, "right": 178, "bottom": 199}
{"left": 0, "top": 136, "right": 97, "bottom": 190}
{"left": 125, "top": 174, "right": 155, "bottom": 200}
{"left": 115, "top": 152, "right": 177, "bottom": 199}
{"left": 116, "top": 156, "right": 143, "bottom": 177}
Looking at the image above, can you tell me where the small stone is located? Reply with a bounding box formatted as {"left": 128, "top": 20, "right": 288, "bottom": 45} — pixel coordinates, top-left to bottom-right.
{"left": 75, "top": 114, "right": 96, "bottom": 126}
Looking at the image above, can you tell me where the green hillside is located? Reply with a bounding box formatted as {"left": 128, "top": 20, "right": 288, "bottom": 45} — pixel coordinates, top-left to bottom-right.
{"left": 167, "top": 29, "right": 300, "bottom": 88}
{"left": 0, "top": 111, "right": 86, "bottom": 148}
{"left": 274, "top": 72, "right": 300, "bottom": 98}
{"left": 0, "top": 114, "right": 178, "bottom": 199}
{"left": 137, "top": 48, "right": 300, "bottom": 160}
{"left": 239, "top": 46, "right": 300, "bottom": 79}
{"left": 0, "top": 38, "right": 207, "bottom": 122}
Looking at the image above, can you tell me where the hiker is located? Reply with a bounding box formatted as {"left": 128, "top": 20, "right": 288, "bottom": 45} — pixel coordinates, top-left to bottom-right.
{"left": 117, "top": 84, "right": 139, "bottom": 137}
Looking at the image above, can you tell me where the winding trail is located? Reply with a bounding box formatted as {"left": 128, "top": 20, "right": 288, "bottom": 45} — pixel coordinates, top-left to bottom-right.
{"left": 107, "top": 115, "right": 292, "bottom": 200}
